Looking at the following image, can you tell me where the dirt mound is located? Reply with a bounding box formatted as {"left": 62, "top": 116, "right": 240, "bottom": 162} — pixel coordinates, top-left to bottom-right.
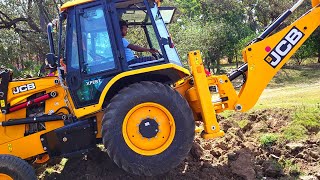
{"left": 37, "top": 108, "right": 319, "bottom": 180}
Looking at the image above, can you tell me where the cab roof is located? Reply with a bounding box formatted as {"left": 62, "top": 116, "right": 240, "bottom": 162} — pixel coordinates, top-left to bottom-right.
{"left": 60, "top": 0, "right": 93, "bottom": 11}
{"left": 61, "top": 0, "right": 159, "bottom": 11}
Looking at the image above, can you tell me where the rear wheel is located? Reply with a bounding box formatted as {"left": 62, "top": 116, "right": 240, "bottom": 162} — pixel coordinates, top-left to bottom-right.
{"left": 102, "top": 81, "right": 195, "bottom": 176}
{"left": 0, "top": 155, "right": 36, "bottom": 180}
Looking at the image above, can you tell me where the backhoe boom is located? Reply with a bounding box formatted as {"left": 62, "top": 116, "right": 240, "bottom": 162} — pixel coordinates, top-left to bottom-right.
{"left": 181, "top": 0, "right": 320, "bottom": 139}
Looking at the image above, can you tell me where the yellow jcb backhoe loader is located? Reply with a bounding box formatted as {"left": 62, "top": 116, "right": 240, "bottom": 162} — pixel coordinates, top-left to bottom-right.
{"left": 0, "top": 0, "right": 319, "bottom": 178}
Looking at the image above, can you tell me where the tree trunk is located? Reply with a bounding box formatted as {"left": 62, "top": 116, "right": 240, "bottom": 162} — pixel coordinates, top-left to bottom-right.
{"left": 235, "top": 49, "right": 239, "bottom": 68}
{"left": 318, "top": 46, "right": 320, "bottom": 63}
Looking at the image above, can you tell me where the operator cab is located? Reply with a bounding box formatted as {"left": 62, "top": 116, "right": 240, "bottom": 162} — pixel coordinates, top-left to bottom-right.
{"left": 59, "top": 0, "right": 182, "bottom": 108}
{"left": 117, "top": 1, "right": 179, "bottom": 67}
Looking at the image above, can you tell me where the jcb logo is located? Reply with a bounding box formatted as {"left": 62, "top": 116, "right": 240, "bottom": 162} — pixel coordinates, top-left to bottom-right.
{"left": 264, "top": 27, "right": 304, "bottom": 68}
{"left": 12, "top": 83, "right": 36, "bottom": 94}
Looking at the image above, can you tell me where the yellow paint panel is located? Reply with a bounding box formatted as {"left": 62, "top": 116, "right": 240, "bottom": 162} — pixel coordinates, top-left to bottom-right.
{"left": 7, "top": 77, "right": 59, "bottom": 103}
{"left": 312, "top": 0, "right": 320, "bottom": 7}
{"left": 61, "top": 0, "right": 94, "bottom": 11}
{"left": 73, "top": 64, "right": 190, "bottom": 118}
{"left": 0, "top": 78, "right": 68, "bottom": 146}
{"left": 0, "top": 121, "right": 64, "bottom": 159}
{"left": 187, "top": 51, "right": 224, "bottom": 139}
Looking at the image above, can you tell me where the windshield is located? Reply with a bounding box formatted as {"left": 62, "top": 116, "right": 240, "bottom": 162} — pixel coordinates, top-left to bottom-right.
{"left": 120, "top": 7, "right": 175, "bottom": 24}
{"left": 149, "top": 3, "right": 182, "bottom": 66}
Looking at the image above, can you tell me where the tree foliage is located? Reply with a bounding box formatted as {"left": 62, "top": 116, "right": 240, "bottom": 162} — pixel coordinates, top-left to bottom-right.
{"left": 0, "top": 0, "right": 63, "bottom": 77}
{"left": 0, "top": 0, "right": 319, "bottom": 77}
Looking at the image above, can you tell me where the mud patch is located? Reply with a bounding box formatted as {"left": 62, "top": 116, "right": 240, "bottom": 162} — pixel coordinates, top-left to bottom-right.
{"left": 37, "top": 108, "right": 319, "bottom": 180}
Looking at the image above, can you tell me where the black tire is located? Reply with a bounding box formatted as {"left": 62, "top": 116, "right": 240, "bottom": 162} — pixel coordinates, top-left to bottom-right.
{"left": 102, "top": 81, "right": 195, "bottom": 176}
{"left": 0, "top": 155, "right": 36, "bottom": 180}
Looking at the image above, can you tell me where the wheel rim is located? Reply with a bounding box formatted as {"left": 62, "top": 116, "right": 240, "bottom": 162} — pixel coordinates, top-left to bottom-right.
{"left": 122, "top": 102, "right": 176, "bottom": 156}
{"left": 0, "top": 173, "right": 13, "bottom": 180}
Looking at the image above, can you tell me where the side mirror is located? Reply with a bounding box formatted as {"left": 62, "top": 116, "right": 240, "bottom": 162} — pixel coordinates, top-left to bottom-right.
{"left": 46, "top": 53, "right": 58, "bottom": 68}
{"left": 168, "top": 36, "right": 174, "bottom": 48}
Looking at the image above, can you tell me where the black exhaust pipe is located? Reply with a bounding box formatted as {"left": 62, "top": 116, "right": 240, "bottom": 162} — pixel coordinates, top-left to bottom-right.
{"left": 47, "top": 23, "right": 55, "bottom": 55}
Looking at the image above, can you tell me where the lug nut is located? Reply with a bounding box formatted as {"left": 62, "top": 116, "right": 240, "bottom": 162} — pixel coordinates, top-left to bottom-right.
{"left": 62, "top": 137, "right": 68, "bottom": 142}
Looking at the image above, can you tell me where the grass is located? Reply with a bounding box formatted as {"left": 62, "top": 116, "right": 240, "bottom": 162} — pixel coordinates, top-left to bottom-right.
{"left": 256, "top": 107, "right": 319, "bottom": 143}
{"left": 255, "top": 83, "right": 320, "bottom": 109}
{"left": 259, "top": 133, "right": 279, "bottom": 147}
{"left": 40, "top": 158, "right": 68, "bottom": 176}
{"left": 280, "top": 106, "right": 320, "bottom": 141}
{"left": 269, "top": 66, "right": 320, "bottom": 88}
{"left": 280, "top": 159, "right": 301, "bottom": 176}
{"left": 219, "top": 110, "right": 235, "bottom": 119}
{"left": 219, "top": 62, "right": 320, "bottom": 109}
{"left": 256, "top": 64, "right": 320, "bottom": 110}
{"left": 282, "top": 124, "right": 308, "bottom": 141}
{"left": 237, "top": 119, "right": 249, "bottom": 129}
{"left": 292, "top": 107, "right": 320, "bottom": 132}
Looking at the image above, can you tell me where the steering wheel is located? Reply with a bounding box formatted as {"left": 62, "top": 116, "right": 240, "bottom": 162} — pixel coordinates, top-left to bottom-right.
{"left": 152, "top": 51, "right": 163, "bottom": 60}
{"left": 88, "top": 51, "right": 107, "bottom": 62}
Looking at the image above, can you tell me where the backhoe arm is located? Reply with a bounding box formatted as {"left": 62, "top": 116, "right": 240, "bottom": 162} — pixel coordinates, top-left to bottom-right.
{"left": 176, "top": 0, "right": 320, "bottom": 139}
{"left": 237, "top": 3, "right": 320, "bottom": 112}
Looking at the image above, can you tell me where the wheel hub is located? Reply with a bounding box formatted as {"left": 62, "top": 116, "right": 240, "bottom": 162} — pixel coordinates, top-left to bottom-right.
{"left": 0, "top": 173, "right": 13, "bottom": 180}
{"left": 139, "top": 118, "right": 159, "bottom": 138}
{"left": 122, "top": 103, "right": 176, "bottom": 156}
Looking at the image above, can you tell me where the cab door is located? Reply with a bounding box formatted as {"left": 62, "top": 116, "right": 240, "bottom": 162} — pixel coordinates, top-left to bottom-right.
{"left": 66, "top": 2, "right": 121, "bottom": 108}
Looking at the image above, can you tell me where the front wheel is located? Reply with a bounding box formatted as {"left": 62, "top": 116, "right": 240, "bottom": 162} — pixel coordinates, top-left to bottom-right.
{"left": 102, "top": 81, "right": 195, "bottom": 176}
{"left": 0, "top": 155, "right": 36, "bottom": 180}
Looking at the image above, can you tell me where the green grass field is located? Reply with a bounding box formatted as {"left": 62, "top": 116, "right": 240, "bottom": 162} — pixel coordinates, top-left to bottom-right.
{"left": 255, "top": 64, "right": 320, "bottom": 109}
{"left": 255, "top": 82, "right": 320, "bottom": 109}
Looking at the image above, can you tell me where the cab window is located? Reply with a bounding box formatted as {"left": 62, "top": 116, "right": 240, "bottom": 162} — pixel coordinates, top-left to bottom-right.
{"left": 80, "top": 6, "right": 116, "bottom": 74}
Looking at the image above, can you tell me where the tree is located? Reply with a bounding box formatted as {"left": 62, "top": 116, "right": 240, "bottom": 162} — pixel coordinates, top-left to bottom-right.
{"left": 0, "top": 0, "right": 63, "bottom": 77}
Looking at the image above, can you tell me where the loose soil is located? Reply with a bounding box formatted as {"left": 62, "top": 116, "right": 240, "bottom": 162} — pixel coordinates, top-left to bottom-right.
{"left": 37, "top": 108, "right": 320, "bottom": 180}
